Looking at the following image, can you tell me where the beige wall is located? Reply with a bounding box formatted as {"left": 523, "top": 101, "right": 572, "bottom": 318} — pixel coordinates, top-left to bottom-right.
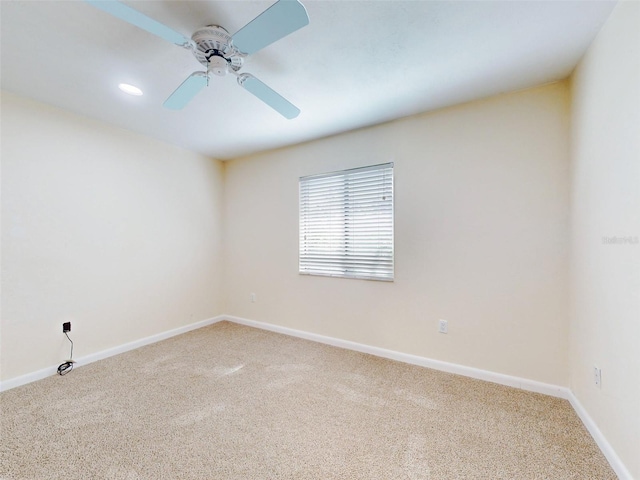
{"left": 223, "top": 82, "right": 571, "bottom": 386}
{"left": 2, "top": 5, "right": 636, "bottom": 470}
{"left": 0, "top": 92, "right": 225, "bottom": 382}
{"left": 569, "top": 1, "right": 640, "bottom": 477}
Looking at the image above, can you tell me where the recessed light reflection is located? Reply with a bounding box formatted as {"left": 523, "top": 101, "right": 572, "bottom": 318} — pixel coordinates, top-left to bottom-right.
{"left": 118, "top": 83, "right": 143, "bottom": 96}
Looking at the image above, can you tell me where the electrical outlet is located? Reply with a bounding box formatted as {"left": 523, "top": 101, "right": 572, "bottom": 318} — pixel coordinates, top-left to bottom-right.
{"left": 594, "top": 367, "right": 601, "bottom": 388}
{"left": 250, "top": 293, "right": 256, "bottom": 303}
{"left": 438, "top": 319, "right": 448, "bottom": 334}
{"left": 62, "top": 322, "right": 71, "bottom": 333}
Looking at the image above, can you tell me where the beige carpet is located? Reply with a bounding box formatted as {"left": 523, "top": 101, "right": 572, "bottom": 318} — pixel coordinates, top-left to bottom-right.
{"left": 1, "top": 321, "right": 615, "bottom": 479}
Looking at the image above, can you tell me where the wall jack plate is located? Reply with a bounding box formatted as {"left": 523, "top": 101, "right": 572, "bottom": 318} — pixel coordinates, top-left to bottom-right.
{"left": 62, "top": 322, "right": 71, "bottom": 333}
{"left": 438, "top": 319, "right": 448, "bottom": 334}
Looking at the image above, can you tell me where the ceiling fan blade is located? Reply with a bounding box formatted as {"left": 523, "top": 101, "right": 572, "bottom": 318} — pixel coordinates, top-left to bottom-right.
{"left": 232, "top": 0, "right": 309, "bottom": 55}
{"left": 238, "top": 74, "right": 300, "bottom": 119}
{"left": 85, "top": 0, "right": 192, "bottom": 47}
{"left": 163, "top": 72, "right": 209, "bottom": 110}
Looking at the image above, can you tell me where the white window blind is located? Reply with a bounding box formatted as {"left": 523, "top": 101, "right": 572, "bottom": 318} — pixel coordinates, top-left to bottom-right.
{"left": 299, "top": 163, "right": 394, "bottom": 281}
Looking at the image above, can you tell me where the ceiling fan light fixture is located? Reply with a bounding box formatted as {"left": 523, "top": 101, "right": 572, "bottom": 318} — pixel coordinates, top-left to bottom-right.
{"left": 208, "top": 56, "right": 229, "bottom": 77}
{"left": 118, "top": 83, "right": 143, "bottom": 96}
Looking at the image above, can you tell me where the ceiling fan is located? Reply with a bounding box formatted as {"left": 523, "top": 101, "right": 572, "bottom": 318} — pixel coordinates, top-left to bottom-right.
{"left": 86, "top": 0, "right": 309, "bottom": 119}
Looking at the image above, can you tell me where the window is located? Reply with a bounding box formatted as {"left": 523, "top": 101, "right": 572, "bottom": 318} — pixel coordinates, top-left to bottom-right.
{"left": 299, "top": 163, "right": 394, "bottom": 281}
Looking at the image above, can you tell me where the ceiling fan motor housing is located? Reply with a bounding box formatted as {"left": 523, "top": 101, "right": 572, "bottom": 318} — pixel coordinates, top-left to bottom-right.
{"left": 192, "top": 25, "right": 244, "bottom": 74}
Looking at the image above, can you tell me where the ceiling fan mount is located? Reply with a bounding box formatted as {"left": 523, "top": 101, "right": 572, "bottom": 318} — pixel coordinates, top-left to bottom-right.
{"left": 85, "top": 0, "right": 309, "bottom": 119}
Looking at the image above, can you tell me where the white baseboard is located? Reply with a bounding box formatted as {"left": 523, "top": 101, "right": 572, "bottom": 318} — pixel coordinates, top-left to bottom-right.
{"left": 225, "top": 315, "right": 634, "bottom": 478}
{"left": 1, "top": 313, "right": 630, "bottom": 479}
{"left": 223, "top": 315, "right": 570, "bottom": 399}
{"left": 567, "top": 392, "right": 633, "bottom": 480}
{"left": 0, "top": 315, "right": 225, "bottom": 392}
{"left": 0, "top": 364, "right": 62, "bottom": 393}
{"left": 225, "top": 315, "right": 638, "bottom": 478}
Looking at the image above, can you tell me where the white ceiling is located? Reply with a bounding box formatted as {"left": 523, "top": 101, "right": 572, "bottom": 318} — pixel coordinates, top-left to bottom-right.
{"left": 1, "top": 0, "right": 616, "bottom": 160}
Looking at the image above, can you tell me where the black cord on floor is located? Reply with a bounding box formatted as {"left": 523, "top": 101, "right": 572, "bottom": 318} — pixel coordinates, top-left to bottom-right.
{"left": 57, "top": 332, "right": 75, "bottom": 376}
